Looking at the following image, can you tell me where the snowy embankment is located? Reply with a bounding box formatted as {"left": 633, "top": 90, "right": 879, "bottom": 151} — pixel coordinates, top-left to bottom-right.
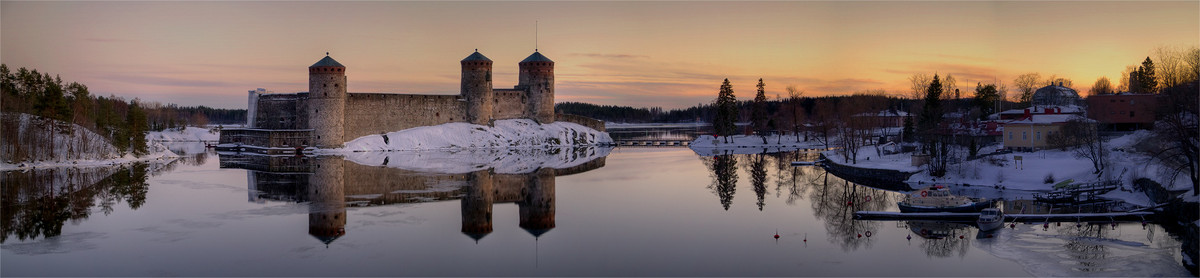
{"left": 820, "top": 131, "right": 1191, "bottom": 204}
{"left": 0, "top": 113, "right": 177, "bottom": 171}
{"left": 689, "top": 134, "right": 828, "bottom": 155}
{"left": 343, "top": 146, "right": 611, "bottom": 174}
{"left": 333, "top": 119, "right": 612, "bottom": 152}
{"left": 146, "top": 126, "right": 220, "bottom": 142}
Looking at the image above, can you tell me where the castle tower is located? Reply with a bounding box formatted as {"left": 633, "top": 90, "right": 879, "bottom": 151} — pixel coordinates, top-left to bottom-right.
{"left": 518, "top": 168, "right": 555, "bottom": 238}
{"left": 461, "top": 50, "right": 494, "bottom": 125}
{"left": 308, "top": 54, "right": 347, "bottom": 148}
{"left": 460, "top": 169, "right": 495, "bottom": 242}
{"left": 308, "top": 156, "right": 346, "bottom": 246}
{"left": 518, "top": 51, "right": 555, "bottom": 123}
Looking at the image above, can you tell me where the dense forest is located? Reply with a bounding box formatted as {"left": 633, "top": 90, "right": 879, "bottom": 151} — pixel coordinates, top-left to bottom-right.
{"left": 0, "top": 64, "right": 245, "bottom": 160}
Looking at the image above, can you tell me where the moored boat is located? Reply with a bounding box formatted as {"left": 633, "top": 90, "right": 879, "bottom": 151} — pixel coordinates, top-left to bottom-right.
{"left": 976, "top": 208, "right": 1004, "bottom": 231}
{"left": 897, "top": 185, "right": 993, "bottom": 213}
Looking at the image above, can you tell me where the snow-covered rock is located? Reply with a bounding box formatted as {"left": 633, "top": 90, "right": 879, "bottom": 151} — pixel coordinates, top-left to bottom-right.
{"left": 334, "top": 119, "right": 611, "bottom": 152}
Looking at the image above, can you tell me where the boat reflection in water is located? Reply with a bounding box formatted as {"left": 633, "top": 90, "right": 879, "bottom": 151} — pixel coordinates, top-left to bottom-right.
{"left": 218, "top": 147, "right": 610, "bottom": 245}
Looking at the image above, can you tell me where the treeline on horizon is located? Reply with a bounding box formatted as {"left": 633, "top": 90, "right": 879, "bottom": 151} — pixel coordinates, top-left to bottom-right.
{"left": 0, "top": 64, "right": 246, "bottom": 157}
{"left": 556, "top": 96, "right": 1001, "bottom": 124}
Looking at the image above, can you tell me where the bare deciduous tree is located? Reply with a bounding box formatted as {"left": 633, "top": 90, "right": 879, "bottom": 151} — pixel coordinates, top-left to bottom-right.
{"left": 1049, "top": 118, "right": 1107, "bottom": 175}
{"left": 1013, "top": 73, "right": 1042, "bottom": 104}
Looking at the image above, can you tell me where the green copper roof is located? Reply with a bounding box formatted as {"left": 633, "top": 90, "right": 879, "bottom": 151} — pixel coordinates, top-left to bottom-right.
{"left": 310, "top": 55, "right": 345, "bottom": 68}
{"left": 520, "top": 51, "right": 553, "bottom": 63}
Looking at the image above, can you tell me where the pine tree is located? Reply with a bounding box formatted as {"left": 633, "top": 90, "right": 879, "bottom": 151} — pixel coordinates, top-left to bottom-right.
{"left": 752, "top": 78, "right": 769, "bottom": 144}
{"left": 1140, "top": 57, "right": 1157, "bottom": 93}
{"left": 713, "top": 79, "right": 739, "bottom": 143}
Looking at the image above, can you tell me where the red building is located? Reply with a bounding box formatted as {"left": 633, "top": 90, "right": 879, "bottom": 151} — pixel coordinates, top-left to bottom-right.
{"left": 1086, "top": 93, "right": 1157, "bottom": 130}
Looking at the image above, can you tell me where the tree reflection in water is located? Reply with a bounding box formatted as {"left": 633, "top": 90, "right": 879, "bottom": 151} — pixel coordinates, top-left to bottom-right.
{"left": 807, "top": 172, "right": 892, "bottom": 251}
{"left": 1057, "top": 224, "right": 1111, "bottom": 272}
{"left": 1, "top": 163, "right": 154, "bottom": 243}
{"left": 749, "top": 151, "right": 767, "bottom": 211}
{"left": 906, "top": 221, "right": 973, "bottom": 258}
{"left": 699, "top": 149, "right": 909, "bottom": 251}
{"left": 703, "top": 151, "right": 739, "bottom": 210}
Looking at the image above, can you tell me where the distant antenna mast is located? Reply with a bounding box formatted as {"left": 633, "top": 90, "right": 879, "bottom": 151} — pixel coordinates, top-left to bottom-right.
{"left": 535, "top": 20, "right": 539, "bottom": 52}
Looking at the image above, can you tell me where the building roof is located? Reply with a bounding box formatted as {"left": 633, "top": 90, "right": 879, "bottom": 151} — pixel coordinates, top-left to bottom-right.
{"left": 854, "top": 110, "right": 910, "bottom": 117}
{"left": 1032, "top": 84, "right": 1080, "bottom": 106}
{"left": 1006, "top": 114, "right": 1087, "bottom": 125}
{"left": 520, "top": 51, "right": 554, "bottom": 63}
{"left": 461, "top": 51, "right": 492, "bottom": 62}
{"left": 310, "top": 55, "right": 345, "bottom": 68}
{"left": 997, "top": 105, "right": 1084, "bottom": 115}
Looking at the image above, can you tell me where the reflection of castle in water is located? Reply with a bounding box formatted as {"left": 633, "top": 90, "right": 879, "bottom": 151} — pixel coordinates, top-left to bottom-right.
{"left": 219, "top": 148, "right": 606, "bottom": 245}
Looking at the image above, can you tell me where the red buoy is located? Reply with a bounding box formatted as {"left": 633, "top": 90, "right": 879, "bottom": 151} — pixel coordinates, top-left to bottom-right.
{"left": 857, "top": 234, "right": 862, "bottom": 238}
{"left": 774, "top": 234, "right": 780, "bottom": 239}
{"left": 959, "top": 235, "right": 964, "bottom": 239}
{"left": 1010, "top": 223, "right": 1016, "bottom": 228}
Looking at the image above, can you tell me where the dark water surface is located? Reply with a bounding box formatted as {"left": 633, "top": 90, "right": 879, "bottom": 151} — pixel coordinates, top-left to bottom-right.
{"left": 1, "top": 145, "right": 1189, "bottom": 276}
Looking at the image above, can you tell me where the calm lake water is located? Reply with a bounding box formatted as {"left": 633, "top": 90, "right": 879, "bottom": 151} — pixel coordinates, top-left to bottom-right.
{"left": 1, "top": 143, "right": 1191, "bottom": 276}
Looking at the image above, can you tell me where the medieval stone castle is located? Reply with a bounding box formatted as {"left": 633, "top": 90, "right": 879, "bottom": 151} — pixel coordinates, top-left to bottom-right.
{"left": 221, "top": 50, "right": 602, "bottom": 151}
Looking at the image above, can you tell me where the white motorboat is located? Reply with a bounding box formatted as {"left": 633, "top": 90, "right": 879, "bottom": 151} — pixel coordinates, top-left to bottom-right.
{"left": 976, "top": 208, "right": 1004, "bottom": 231}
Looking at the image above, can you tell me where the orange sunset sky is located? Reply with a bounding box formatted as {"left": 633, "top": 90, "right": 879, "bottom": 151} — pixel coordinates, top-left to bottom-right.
{"left": 2, "top": 1, "right": 1197, "bottom": 109}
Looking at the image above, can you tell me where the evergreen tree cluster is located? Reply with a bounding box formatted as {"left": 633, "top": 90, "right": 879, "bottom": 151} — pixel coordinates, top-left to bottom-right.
{"left": 0, "top": 64, "right": 245, "bottom": 156}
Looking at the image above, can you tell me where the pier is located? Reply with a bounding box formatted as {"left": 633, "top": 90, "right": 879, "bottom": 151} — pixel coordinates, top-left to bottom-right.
{"left": 614, "top": 139, "right": 691, "bottom": 147}
{"left": 854, "top": 211, "right": 1155, "bottom": 223}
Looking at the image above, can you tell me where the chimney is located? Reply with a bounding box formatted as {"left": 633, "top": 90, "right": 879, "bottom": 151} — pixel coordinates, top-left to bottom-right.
{"left": 1058, "top": 81, "right": 1063, "bottom": 87}
{"left": 1024, "top": 108, "right": 1030, "bottom": 118}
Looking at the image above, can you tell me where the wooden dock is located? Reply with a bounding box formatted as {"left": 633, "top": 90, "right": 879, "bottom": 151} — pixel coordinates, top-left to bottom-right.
{"left": 854, "top": 211, "right": 1154, "bottom": 222}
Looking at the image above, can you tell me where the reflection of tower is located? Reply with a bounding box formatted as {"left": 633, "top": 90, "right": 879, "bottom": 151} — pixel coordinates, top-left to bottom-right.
{"left": 309, "top": 156, "right": 346, "bottom": 246}
{"left": 461, "top": 169, "right": 494, "bottom": 242}
{"left": 519, "top": 168, "right": 556, "bottom": 238}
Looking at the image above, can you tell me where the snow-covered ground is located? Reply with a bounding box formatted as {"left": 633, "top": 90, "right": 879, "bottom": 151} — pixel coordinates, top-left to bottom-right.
{"left": 342, "top": 146, "right": 611, "bottom": 174}
{"left": 816, "top": 131, "right": 1193, "bottom": 200}
{"left": 822, "top": 145, "right": 922, "bottom": 172}
{"left": 332, "top": 119, "right": 612, "bottom": 152}
{"left": 1, "top": 113, "right": 179, "bottom": 171}
{"left": 145, "top": 126, "right": 220, "bottom": 142}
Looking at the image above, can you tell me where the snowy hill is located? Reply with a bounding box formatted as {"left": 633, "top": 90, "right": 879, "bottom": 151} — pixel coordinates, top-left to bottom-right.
{"left": 1, "top": 112, "right": 178, "bottom": 170}
{"left": 335, "top": 119, "right": 612, "bottom": 152}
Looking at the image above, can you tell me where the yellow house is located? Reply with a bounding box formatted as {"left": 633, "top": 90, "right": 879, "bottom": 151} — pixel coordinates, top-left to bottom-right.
{"left": 1002, "top": 114, "right": 1078, "bottom": 151}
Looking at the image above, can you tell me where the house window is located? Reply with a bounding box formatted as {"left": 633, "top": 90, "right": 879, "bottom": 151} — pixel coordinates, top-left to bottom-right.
{"left": 1036, "top": 131, "right": 1041, "bottom": 140}
{"left": 1022, "top": 131, "right": 1027, "bottom": 140}
{"left": 1009, "top": 132, "right": 1013, "bottom": 140}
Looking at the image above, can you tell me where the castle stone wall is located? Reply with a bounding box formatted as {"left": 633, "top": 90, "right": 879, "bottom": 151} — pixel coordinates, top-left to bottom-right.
{"left": 493, "top": 89, "right": 527, "bottom": 120}
{"left": 254, "top": 93, "right": 308, "bottom": 130}
{"left": 343, "top": 93, "right": 467, "bottom": 141}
